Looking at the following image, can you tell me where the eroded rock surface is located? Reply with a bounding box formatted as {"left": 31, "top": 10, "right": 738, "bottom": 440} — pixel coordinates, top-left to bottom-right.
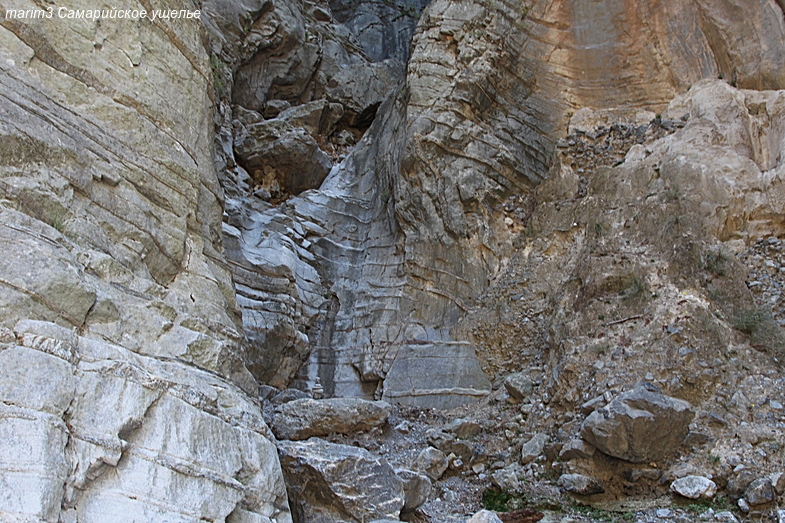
{"left": 277, "top": 437, "right": 405, "bottom": 523}
{"left": 0, "top": 2, "right": 291, "bottom": 521}
{"left": 271, "top": 397, "right": 391, "bottom": 440}
{"left": 581, "top": 383, "right": 694, "bottom": 463}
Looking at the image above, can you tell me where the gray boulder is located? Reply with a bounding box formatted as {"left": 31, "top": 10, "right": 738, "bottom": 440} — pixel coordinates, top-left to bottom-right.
{"left": 557, "top": 474, "right": 605, "bottom": 495}
{"left": 467, "top": 510, "right": 504, "bottom": 523}
{"left": 559, "top": 438, "right": 596, "bottom": 461}
{"left": 491, "top": 464, "right": 523, "bottom": 492}
{"left": 670, "top": 475, "right": 717, "bottom": 499}
{"left": 395, "top": 469, "right": 431, "bottom": 512}
{"left": 271, "top": 397, "right": 390, "bottom": 440}
{"left": 445, "top": 418, "right": 481, "bottom": 439}
{"left": 745, "top": 477, "right": 775, "bottom": 506}
{"left": 727, "top": 470, "right": 757, "bottom": 500}
{"left": 580, "top": 383, "right": 694, "bottom": 463}
{"left": 413, "top": 447, "right": 449, "bottom": 481}
{"left": 234, "top": 119, "right": 333, "bottom": 196}
{"left": 278, "top": 438, "right": 405, "bottom": 523}
{"left": 521, "top": 433, "right": 548, "bottom": 464}
{"left": 504, "top": 372, "right": 534, "bottom": 401}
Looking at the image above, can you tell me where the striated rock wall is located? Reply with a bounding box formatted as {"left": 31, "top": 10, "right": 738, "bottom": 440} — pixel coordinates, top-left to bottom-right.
{"left": 208, "top": 0, "right": 785, "bottom": 407}
{"left": 0, "top": 1, "right": 292, "bottom": 520}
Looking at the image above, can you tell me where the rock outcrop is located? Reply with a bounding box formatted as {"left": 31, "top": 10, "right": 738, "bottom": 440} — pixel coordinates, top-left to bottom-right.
{"left": 3, "top": 0, "right": 785, "bottom": 518}
{"left": 204, "top": 0, "right": 785, "bottom": 411}
{"left": 0, "top": 1, "right": 291, "bottom": 520}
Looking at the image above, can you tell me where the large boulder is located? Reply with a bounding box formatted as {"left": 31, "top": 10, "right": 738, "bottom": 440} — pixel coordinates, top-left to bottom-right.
{"left": 581, "top": 383, "right": 694, "bottom": 463}
{"left": 271, "top": 397, "right": 391, "bottom": 440}
{"left": 277, "top": 438, "right": 405, "bottom": 523}
{"left": 234, "top": 119, "right": 333, "bottom": 197}
{"left": 396, "top": 468, "right": 432, "bottom": 512}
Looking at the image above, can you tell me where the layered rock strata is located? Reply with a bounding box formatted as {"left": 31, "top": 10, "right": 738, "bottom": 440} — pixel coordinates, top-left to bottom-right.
{"left": 207, "top": 0, "right": 785, "bottom": 408}
{"left": 0, "top": 1, "right": 292, "bottom": 520}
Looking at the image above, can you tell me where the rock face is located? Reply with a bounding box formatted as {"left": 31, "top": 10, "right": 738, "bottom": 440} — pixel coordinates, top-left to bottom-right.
{"left": 581, "top": 383, "right": 695, "bottom": 463}
{"left": 277, "top": 438, "right": 405, "bottom": 523}
{"left": 0, "top": 1, "right": 291, "bottom": 521}
{"left": 271, "top": 397, "right": 391, "bottom": 440}
{"left": 0, "top": 323, "right": 292, "bottom": 523}
{"left": 3, "top": 0, "right": 785, "bottom": 517}
{"left": 202, "top": 0, "right": 785, "bottom": 413}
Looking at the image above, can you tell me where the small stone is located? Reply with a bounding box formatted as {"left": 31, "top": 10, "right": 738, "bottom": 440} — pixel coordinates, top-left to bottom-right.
{"left": 557, "top": 473, "right": 605, "bottom": 495}
{"left": 770, "top": 472, "right": 785, "bottom": 494}
{"left": 445, "top": 418, "right": 481, "bottom": 439}
{"left": 442, "top": 489, "right": 458, "bottom": 502}
{"left": 270, "top": 388, "right": 311, "bottom": 405}
{"left": 468, "top": 510, "right": 504, "bottom": 523}
{"left": 395, "top": 421, "right": 411, "bottom": 434}
{"left": 413, "top": 447, "right": 448, "bottom": 481}
{"left": 656, "top": 508, "right": 674, "bottom": 518}
{"left": 683, "top": 431, "right": 711, "bottom": 446}
{"left": 521, "top": 433, "right": 548, "bottom": 464}
{"left": 670, "top": 475, "right": 717, "bottom": 499}
{"left": 491, "top": 464, "right": 522, "bottom": 492}
{"left": 714, "top": 511, "right": 739, "bottom": 523}
{"left": 580, "top": 395, "right": 606, "bottom": 415}
{"left": 727, "top": 470, "right": 756, "bottom": 500}
{"left": 771, "top": 400, "right": 783, "bottom": 410}
{"left": 737, "top": 499, "right": 750, "bottom": 513}
{"left": 0, "top": 327, "right": 14, "bottom": 344}
{"left": 744, "top": 477, "right": 775, "bottom": 506}
{"left": 559, "top": 439, "right": 596, "bottom": 461}
{"left": 777, "top": 510, "right": 785, "bottom": 523}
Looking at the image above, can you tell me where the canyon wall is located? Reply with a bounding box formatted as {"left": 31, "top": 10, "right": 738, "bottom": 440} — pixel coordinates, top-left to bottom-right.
{"left": 0, "top": 1, "right": 290, "bottom": 520}
{"left": 210, "top": 0, "right": 785, "bottom": 407}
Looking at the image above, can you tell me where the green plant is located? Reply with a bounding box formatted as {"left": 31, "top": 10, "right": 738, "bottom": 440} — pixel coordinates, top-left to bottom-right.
{"left": 210, "top": 54, "right": 229, "bottom": 98}
{"left": 482, "top": 488, "right": 512, "bottom": 512}
{"left": 704, "top": 249, "right": 728, "bottom": 276}
{"left": 48, "top": 209, "right": 68, "bottom": 232}
{"left": 732, "top": 308, "right": 785, "bottom": 356}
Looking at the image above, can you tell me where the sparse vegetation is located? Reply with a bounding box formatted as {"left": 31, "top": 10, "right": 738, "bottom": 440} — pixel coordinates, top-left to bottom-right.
{"left": 732, "top": 308, "right": 785, "bottom": 358}
{"left": 49, "top": 210, "right": 68, "bottom": 232}
{"left": 704, "top": 249, "right": 728, "bottom": 276}
{"left": 210, "top": 54, "right": 230, "bottom": 99}
{"left": 481, "top": 488, "right": 512, "bottom": 512}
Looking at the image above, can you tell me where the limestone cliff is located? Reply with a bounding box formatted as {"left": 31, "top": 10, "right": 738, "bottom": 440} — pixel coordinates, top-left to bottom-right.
{"left": 0, "top": 1, "right": 290, "bottom": 521}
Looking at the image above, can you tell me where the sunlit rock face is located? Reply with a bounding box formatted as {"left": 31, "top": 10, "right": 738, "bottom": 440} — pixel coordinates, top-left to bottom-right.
{"left": 0, "top": 2, "right": 291, "bottom": 521}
